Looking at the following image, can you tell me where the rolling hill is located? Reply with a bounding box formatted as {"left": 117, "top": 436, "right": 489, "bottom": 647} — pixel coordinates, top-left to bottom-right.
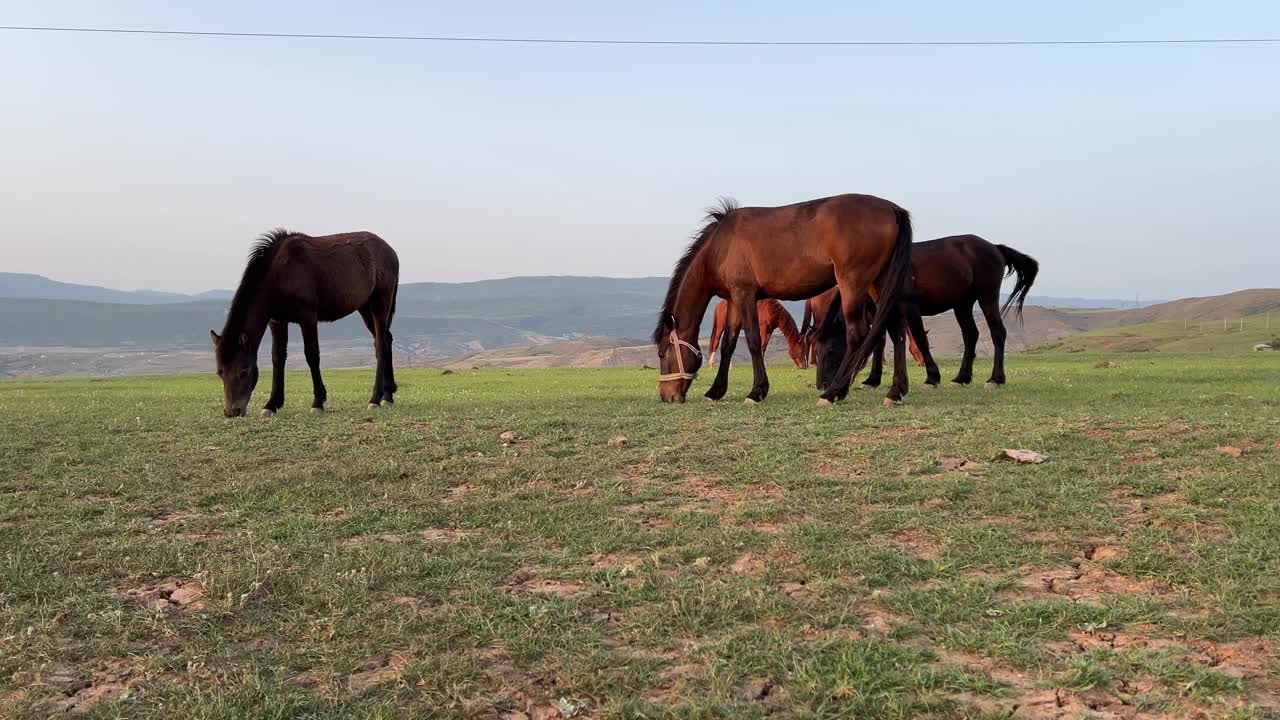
{"left": 2, "top": 272, "right": 1276, "bottom": 377}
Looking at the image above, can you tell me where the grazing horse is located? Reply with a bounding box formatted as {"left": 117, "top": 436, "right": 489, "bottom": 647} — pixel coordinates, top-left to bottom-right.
{"left": 211, "top": 229, "right": 400, "bottom": 417}
{"left": 801, "top": 289, "right": 923, "bottom": 377}
{"left": 653, "top": 194, "right": 914, "bottom": 405}
{"left": 708, "top": 298, "right": 808, "bottom": 368}
{"left": 816, "top": 234, "right": 1039, "bottom": 390}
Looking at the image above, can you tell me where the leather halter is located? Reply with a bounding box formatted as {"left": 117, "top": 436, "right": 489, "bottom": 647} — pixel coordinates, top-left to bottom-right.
{"left": 658, "top": 330, "right": 701, "bottom": 382}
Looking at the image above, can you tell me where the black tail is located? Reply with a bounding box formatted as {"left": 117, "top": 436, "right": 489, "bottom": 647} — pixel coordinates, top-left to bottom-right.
{"left": 843, "top": 207, "right": 913, "bottom": 379}
{"left": 996, "top": 244, "right": 1039, "bottom": 323}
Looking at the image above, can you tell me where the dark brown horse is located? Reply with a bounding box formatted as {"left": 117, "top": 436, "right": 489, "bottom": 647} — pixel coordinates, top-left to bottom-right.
{"left": 708, "top": 298, "right": 808, "bottom": 368}
{"left": 653, "top": 194, "right": 914, "bottom": 405}
{"left": 211, "top": 229, "right": 400, "bottom": 417}
{"left": 816, "top": 234, "right": 1039, "bottom": 390}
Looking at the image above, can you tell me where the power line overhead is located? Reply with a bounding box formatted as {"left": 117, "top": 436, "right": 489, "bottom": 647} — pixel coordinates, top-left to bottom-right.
{"left": 2, "top": 25, "right": 1279, "bottom": 47}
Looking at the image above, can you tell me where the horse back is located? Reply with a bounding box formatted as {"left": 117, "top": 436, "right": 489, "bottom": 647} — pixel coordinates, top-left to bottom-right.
{"left": 273, "top": 232, "right": 398, "bottom": 322}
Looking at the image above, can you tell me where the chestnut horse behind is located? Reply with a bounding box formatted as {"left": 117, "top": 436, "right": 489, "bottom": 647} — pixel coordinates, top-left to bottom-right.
{"left": 211, "top": 229, "right": 399, "bottom": 417}
{"left": 653, "top": 194, "right": 914, "bottom": 405}
{"left": 708, "top": 299, "right": 807, "bottom": 368}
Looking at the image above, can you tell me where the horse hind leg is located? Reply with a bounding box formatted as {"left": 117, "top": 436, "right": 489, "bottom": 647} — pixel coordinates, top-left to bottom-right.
{"left": 905, "top": 306, "right": 941, "bottom": 388}
{"left": 951, "top": 302, "right": 979, "bottom": 386}
{"left": 978, "top": 295, "right": 1007, "bottom": 387}
{"left": 358, "top": 305, "right": 385, "bottom": 408}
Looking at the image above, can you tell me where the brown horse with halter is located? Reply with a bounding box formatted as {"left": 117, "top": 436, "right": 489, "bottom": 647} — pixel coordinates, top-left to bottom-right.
{"left": 211, "top": 229, "right": 400, "bottom": 417}
{"left": 814, "top": 234, "right": 1039, "bottom": 390}
{"left": 708, "top": 298, "right": 808, "bottom": 369}
{"left": 653, "top": 194, "right": 915, "bottom": 405}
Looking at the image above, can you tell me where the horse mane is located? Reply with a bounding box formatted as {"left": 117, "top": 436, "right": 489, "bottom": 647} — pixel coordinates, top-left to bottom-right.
{"left": 767, "top": 300, "right": 802, "bottom": 347}
{"left": 219, "top": 228, "right": 295, "bottom": 359}
{"left": 652, "top": 197, "right": 739, "bottom": 344}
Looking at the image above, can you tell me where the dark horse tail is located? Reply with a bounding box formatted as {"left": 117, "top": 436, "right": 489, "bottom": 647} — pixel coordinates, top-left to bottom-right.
{"left": 996, "top": 244, "right": 1039, "bottom": 323}
{"left": 842, "top": 207, "right": 914, "bottom": 380}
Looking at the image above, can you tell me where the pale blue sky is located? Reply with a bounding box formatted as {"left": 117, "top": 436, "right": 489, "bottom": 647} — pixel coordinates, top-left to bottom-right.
{"left": 1, "top": 1, "right": 1277, "bottom": 298}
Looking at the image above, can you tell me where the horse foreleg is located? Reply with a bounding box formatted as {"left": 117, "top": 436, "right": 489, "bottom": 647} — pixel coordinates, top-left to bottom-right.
{"left": 300, "top": 318, "right": 328, "bottom": 413}
{"left": 263, "top": 320, "right": 288, "bottom": 415}
{"left": 704, "top": 311, "right": 741, "bottom": 401}
{"left": 737, "top": 294, "right": 769, "bottom": 403}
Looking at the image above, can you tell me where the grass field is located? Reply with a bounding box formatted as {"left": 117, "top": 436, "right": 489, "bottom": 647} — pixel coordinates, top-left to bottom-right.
{"left": 1033, "top": 314, "right": 1279, "bottom": 354}
{"left": 2, "top": 354, "right": 1279, "bottom": 719}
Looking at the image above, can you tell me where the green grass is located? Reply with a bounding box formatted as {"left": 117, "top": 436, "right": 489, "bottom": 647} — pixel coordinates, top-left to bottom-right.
{"left": 2, "top": 353, "right": 1279, "bottom": 718}
{"left": 1034, "top": 313, "right": 1280, "bottom": 353}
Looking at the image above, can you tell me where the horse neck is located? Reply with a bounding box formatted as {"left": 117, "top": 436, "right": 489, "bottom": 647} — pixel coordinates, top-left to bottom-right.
{"left": 672, "top": 259, "right": 714, "bottom": 343}
{"left": 223, "top": 284, "right": 274, "bottom": 355}
{"left": 771, "top": 303, "right": 802, "bottom": 348}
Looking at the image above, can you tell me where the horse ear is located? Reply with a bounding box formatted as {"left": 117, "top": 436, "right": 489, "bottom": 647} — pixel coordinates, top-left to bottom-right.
{"left": 210, "top": 330, "right": 221, "bottom": 345}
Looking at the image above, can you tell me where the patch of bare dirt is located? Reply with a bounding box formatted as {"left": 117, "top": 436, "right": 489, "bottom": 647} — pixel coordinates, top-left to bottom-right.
{"left": 730, "top": 552, "right": 765, "bottom": 575}
{"left": 446, "top": 483, "right": 478, "bottom": 504}
{"left": 119, "top": 575, "right": 208, "bottom": 611}
{"left": 147, "top": 510, "right": 195, "bottom": 528}
{"left": 739, "top": 677, "right": 788, "bottom": 708}
{"left": 858, "top": 597, "right": 904, "bottom": 634}
{"left": 348, "top": 651, "right": 410, "bottom": 692}
{"left": 587, "top": 552, "right": 644, "bottom": 573}
{"left": 678, "top": 474, "right": 782, "bottom": 513}
{"left": 343, "top": 528, "right": 468, "bottom": 547}
{"left": 813, "top": 457, "right": 870, "bottom": 478}
{"left": 1017, "top": 563, "right": 1167, "bottom": 604}
{"left": 504, "top": 567, "right": 586, "bottom": 598}
{"left": 938, "top": 457, "right": 981, "bottom": 473}
{"left": 1190, "top": 636, "right": 1280, "bottom": 680}
{"left": 616, "top": 457, "right": 656, "bottom": 485}
{"left": 44, "top": 659, "right": 142, "bottom": 714}
{"left": 879, "top": 528, "right": 941, "bottom": 560}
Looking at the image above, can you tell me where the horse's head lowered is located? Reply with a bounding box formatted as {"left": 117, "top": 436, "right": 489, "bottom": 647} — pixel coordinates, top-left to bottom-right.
{"left": 211, "top": 330, "right": 260, "bottom": 417}
{"left": 656, "top": 321, "right": 702, "bottom": 403}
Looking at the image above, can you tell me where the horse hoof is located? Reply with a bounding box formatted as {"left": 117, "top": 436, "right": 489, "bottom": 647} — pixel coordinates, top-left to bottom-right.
{"left": 924, "top": 383, "right": 939, "bottom": 391}
{"left": 260, "top": 409, "right": 275, "bottom": 418}
{"left": 744, "top": 398, "right": 758, "bottom": 405}
{"left": 950, "top": 381, "right": 967, "bottom": 388}
{"left": 985, "top": 382, "right": 1003, "bottom": 390}
{"left": 380, "top": 400, "right": 394, "bottom": 407}
{"left": 817, "top": 398, "right": 833, "bottom": 407}
{"left": 883, "top": 397, "right": 903, "bottom": 407}
{"left": 311, "top": 407, "right": 325, "bottom": 415}
{"left": 368, "top": 403, "right": 380, "bottom": 410}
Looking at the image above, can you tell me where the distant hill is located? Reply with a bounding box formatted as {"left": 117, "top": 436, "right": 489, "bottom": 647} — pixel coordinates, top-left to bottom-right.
{"left": 0, "top": 273, "right": 192, "bottom": 305}
{"left": 3, "top": 272, "right": 1276, "bottom": 378}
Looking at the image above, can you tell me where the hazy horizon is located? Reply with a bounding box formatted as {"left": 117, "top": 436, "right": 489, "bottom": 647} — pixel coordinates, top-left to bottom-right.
{"left": 2, "top": 1, "right": 1278, "bottom": 298}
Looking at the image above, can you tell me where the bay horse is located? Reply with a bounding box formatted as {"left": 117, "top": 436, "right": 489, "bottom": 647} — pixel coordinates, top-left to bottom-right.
{"left": 708, "top": 298, "right": 808, "bottom": 369}
{"left": 815, "top": 234, "right": 1039, "bottom": 390}
{"left": 653, "top": 194, "right": 914, "bottom": 405}
{"left": 211, "top": 229, "right": 400, "bottom": 417}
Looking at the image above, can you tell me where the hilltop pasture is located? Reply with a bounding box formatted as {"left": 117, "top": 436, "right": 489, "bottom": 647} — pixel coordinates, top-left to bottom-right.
{"left": 1, "top": 354, "right": 1278, "bottom": 718}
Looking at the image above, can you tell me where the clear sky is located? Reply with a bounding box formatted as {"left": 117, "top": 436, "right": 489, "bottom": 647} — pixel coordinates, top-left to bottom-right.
{"left": 1, "top": 1, "right": 1277, "bottom": 299}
